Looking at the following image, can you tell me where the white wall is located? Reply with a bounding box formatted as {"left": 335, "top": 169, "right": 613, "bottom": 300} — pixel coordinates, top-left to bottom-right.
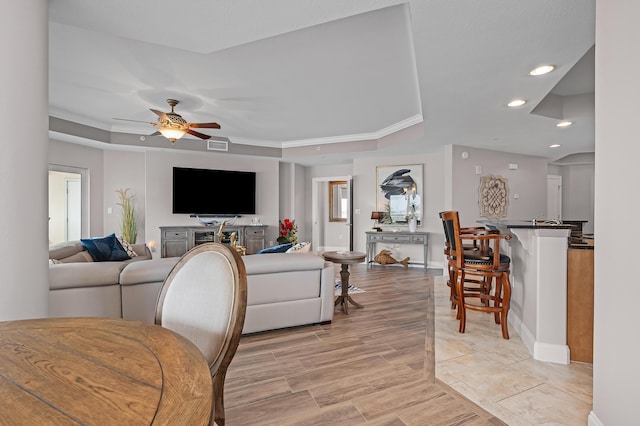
{"left": 559, "top": 163, "right": 594, "bottom": 234}
{"left": 448, "top": 144, "right": 548, "bottom": 224}
{"left": 352, "top": 152, "right": 445, "bottom": 268}
{"left": 144, "top": 150, "right": 280, "bottom": 258}
{"left": 294, "top": 163, "right": 309, "bottom": 242}
{"left": 103, "top": 150, "right": 146, "bottom": 243}
{"left": 592, "top": 1, "right": 640, "bottom": 424}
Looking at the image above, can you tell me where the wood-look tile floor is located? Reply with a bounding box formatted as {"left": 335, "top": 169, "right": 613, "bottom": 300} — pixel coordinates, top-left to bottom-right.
{"left": 225, "top": 265, "right": 507, "bottom": 425}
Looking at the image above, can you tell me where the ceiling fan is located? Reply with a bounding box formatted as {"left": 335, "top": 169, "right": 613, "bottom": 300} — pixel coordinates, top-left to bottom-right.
{"left": 114, "top": 99, "right": 220, "bottom": 143}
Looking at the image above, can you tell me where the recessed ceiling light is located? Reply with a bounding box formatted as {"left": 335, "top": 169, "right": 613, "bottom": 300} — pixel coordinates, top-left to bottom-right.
{"left": 529, "top": 65, "right": 555, "bottom": 76}
{"left": 507, "top": 99, "right": 527, "bottom": 107}
{"left": 549, "top": 144, "right": 561, "bottom": 148}
{"left": 556, "top": 121, "right": 573, "bottom": 127}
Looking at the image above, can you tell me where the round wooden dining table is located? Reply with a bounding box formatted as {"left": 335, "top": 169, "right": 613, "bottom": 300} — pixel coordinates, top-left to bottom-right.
{"left": 0, "top": 317, "right": 213, "bottom": 425}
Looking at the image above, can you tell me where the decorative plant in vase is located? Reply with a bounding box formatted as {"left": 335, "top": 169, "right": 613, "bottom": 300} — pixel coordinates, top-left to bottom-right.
{"left": 406, "top": 203, "right": 417, "bottom": 232}
{"left": 277, "top": 218, "right": 298, "bottom": 245}
{"left": 116, "top": 188, "right": 138, "bottom": 244}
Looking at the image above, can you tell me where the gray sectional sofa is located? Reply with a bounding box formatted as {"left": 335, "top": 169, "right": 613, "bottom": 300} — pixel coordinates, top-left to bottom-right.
{"left": 48, "top": 241, "right": 335, "bottom": 333}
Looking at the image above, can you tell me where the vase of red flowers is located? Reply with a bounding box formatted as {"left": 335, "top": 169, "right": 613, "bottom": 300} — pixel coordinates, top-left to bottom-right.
{"left": 277, "top": 218, "right": 298, "bottom": 245}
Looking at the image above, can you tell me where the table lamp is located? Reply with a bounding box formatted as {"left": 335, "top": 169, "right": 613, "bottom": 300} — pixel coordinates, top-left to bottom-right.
{"left": 370, "top": 211, "right": 383, "bottom": 232}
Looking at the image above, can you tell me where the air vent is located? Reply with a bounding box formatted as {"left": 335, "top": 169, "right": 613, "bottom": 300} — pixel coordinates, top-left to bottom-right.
{"left": 207, "top": 140, "right": 228, "bottom": 151}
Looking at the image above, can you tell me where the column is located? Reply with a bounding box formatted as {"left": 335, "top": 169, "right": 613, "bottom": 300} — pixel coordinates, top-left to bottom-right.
{"left": 0, "top": 1, "right": 49, "bottom": 320}
{"left": 509, "top": 228, "right": 571, "bottom": 364}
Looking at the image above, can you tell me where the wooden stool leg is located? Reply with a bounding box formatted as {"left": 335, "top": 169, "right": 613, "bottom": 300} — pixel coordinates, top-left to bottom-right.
{"left": 456, "top": 271, "right": 467, "bottom": 334}
{"left": 483, "top": 276, "right": 492, "bottom": 307}
{"left": 493, "top": 276, "right": 502, "bottom": 324}
{"left": 449, "top": 265, "right": 457, "bottom": 309}
{"left": 500, "top": 271, "right": 511, "bottom": 339}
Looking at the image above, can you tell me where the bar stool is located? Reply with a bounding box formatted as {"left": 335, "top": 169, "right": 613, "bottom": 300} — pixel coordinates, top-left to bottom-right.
{"left": 439, "top": 214, "right": 493, "bottom": 309}
{"left": 439, "top": 211, "right": 512, "bottom": 339}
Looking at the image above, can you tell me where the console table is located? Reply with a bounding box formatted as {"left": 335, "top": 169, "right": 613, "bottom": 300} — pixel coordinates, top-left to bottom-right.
{"left": 365, "top": 231, "right": 429, "bottom": 270}
{"left": 161, "top": 225, "right": 266, "bottom": 258}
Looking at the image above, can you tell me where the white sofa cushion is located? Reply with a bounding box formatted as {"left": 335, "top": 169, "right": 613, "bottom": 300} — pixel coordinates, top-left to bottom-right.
{"left": 49, "top": 262, "right": 127, "bottom": 290}
{"left": 247, "top": 270, "right": 321, "bottom": 305}
{"left": 120, "top": 257, "right": 180, "bottom": 285}
{"left": 243, "top": 253, "right": 326, "bottom": 274}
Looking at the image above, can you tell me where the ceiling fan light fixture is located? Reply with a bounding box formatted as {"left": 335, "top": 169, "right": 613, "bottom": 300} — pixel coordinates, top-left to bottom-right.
{"left": 158, "top": 127, "right": 187, "bottom": 142}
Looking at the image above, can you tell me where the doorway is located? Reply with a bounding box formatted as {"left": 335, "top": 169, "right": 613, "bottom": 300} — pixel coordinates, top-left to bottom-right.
{"left": 547, "top": 175, "right": 562, "bottom": 220}
{"left": 312, "top": 176, "right": 353, "bottom": 252}
{"left": 49, "top": 165, "right": 89, "bottom": 245}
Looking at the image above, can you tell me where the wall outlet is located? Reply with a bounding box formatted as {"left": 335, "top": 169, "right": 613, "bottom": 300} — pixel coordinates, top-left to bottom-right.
{"left": 107, "top": 207, "right": 112, "bottom": 214}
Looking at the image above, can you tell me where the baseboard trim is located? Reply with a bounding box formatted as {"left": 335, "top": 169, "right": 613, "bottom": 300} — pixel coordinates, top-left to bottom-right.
{"left": 508, "top": 312, "right": 569, "bottom": 364}
{"left": 588, "top": 411, "right": 604, "bottom": 426}
{"left": 533, "top": 341, "right": 570, "bottom": 365}
{"left": 508, "top": 311, "right": 535, "bottom": 356}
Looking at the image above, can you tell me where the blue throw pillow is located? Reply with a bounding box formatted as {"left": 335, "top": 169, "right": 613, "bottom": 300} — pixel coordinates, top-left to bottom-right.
{"left": 257, "top": 243, "right": 293, "bottom": 254}
{"left": 81, "top": 233, "right": 131, "bottom": 261}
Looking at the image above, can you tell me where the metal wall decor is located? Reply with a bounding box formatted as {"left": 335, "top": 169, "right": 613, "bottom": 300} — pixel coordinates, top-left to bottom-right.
{"left": 479, "top": 175, "right": 509, "bottom": 218}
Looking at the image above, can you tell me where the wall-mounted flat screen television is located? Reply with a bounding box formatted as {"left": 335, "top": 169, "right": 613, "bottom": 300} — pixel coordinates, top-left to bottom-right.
{"left": 172, "top": 167, "right": 256, "bottom": 216}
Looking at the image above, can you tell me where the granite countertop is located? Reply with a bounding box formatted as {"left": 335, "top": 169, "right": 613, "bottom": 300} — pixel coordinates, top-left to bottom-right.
{"left": 478, "top": 220, "right": 576, "bottom": 230}
{"left": 569, "top": 236, "right": 595, "bottom": 250}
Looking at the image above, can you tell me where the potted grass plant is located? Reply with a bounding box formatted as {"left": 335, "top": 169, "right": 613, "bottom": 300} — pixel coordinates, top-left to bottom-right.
{"left": 116, "top": 188, "right": 138, "bottom": 244}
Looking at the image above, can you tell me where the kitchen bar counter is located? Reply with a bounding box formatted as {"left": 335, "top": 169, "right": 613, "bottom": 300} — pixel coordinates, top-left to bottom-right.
{"left": 480, "top": 220, "right": 572, "bottom": 364}
{"left": 480, "top": 219, "right": 576, "bottom": 229}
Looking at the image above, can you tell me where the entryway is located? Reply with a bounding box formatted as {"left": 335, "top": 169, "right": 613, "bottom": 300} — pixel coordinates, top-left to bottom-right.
{"left": 311, "top": 176, "right": 353, "bottom": 252}
{"left": 48, "top": 165, "right": 89, "bottom": 245}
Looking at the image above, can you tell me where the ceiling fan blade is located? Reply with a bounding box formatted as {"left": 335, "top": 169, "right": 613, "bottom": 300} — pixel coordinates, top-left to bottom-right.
{"left": 188, "top": 122, "right": 221, "bottom": 129}
{"left": 186, "top": 129, "right": 211, "bottom": 140}
{"left": 113, "top": 117, "right": 155, "bottom": 124}
{"left": 149, "top": 131, "right": 161, "bottom": 136}
{"left": 150, "top": 109, "right": 169, "bottom": 121}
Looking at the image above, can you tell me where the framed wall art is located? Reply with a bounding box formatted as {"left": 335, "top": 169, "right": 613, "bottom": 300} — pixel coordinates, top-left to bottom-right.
{"left": 376, "top": 164, "right": 423, "bottom": 224}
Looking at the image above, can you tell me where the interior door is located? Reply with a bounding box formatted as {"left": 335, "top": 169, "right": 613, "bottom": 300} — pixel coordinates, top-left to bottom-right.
{"left": 312, "top": 176, "right": 352, "bottom": 252}
{"left": 347, "top": 178, "right": 353, "bottom": 251}
{"left": 547, "top": 175, "right": 562, "bottom": 220}
{"left": 49, "top": 166, "right": 88, "bottom": 245}
{"left": 65, "top": 179, "right": 81, "bottom": 240}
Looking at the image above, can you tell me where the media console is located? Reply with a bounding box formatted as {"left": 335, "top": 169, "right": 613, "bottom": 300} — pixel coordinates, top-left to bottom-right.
{"left": 160, "top": 225, "right": 267, "bottom": 258}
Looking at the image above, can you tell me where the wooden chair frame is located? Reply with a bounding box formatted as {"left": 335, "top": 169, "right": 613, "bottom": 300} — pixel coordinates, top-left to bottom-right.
{"left": 439, "top": 211, "right": 512, "bottom": 339}
{"left": 440, "top": 219, "right": 496, "bottom": 309}
{"left": 155, "top": 243, "right": 248, "bottom": 426}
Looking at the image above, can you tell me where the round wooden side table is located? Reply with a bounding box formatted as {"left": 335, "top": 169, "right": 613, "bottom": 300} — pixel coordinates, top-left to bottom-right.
{"left": 323, "top": 251, "right": 366, "bottom": 314}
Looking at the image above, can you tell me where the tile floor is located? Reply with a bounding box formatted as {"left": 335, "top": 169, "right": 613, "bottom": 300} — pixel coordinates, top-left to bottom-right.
{"left": 433, "top": 275, "right": 593, "bottom": 425}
